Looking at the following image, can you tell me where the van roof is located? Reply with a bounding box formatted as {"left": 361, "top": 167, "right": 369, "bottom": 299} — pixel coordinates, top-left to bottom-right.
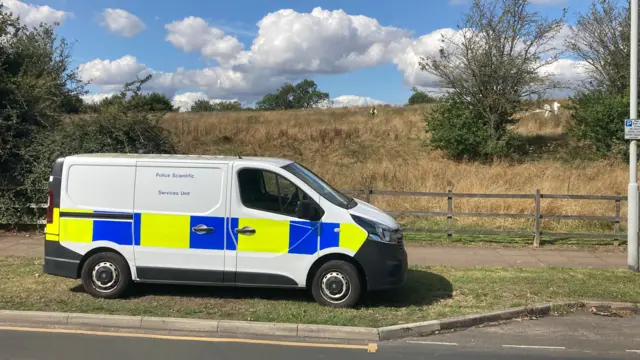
{"left": 65, "top": 153, "right": 294, "bottom": 167}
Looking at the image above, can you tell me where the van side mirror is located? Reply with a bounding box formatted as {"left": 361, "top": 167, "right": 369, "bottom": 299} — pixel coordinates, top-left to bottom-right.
{"left": 297, "top": 200, "right": 321, "bottom": 221}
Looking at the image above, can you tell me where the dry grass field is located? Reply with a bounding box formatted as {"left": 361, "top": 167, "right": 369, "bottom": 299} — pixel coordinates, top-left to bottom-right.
{"left": 160, "top": 103, "right": 627, "bottom": 243}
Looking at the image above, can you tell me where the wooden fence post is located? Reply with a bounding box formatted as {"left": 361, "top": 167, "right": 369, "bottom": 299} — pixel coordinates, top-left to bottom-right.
{"left": 614, "top": 192, "right": 621, "bottom": 246}
{"left": 364, "top": 183, "right": 372, "bottom": 203}
{"left": 534, "top": 189, "right": 541, "bottom": 248}
{"left": 447, "top": 186, "right": 453, "bottom": 238}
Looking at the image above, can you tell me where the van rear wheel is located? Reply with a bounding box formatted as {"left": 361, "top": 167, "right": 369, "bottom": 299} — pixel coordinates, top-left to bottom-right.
{"left": 81, "top": 252, "right": 131, "bottom": 299}
{"left": 311, "top": 260, "right": 361, "bottom": 308}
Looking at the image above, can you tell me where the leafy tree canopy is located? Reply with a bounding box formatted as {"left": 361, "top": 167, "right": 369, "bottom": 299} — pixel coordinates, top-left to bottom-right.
{"left": 256, "top": 79, "right": 329, "bottom": 110}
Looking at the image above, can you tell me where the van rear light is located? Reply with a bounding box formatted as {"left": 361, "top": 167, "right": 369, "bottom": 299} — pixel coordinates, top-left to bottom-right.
{"left": 46, "top": 188, "right": 54, "bottom": 224}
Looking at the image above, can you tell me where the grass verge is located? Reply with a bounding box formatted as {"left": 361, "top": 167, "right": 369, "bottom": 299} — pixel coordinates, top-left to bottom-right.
{"left": 1, "top": 256, "right": 639, "bottom": 328}
{"left": 404, "top": 232, "right": 626, "bottom": 250}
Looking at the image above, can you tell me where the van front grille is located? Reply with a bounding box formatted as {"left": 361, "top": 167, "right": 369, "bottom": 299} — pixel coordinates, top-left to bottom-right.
{"left": 391, "top": 228, "right": 404, "bottom": 247}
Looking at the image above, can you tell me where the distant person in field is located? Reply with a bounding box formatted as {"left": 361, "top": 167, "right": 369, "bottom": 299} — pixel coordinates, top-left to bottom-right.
{"left": 553, "top": 101, "right": 561, "bottom": 115}
{"left": 370, "top": 106, "right": 377, "bottom": 117}
{"left": 543, "top": 104, "right": 551, "bottom": 118}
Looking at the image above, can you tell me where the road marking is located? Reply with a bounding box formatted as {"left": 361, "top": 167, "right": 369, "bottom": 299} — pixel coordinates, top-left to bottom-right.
{"left": 627, "top": 350, "right": 640, "bottom": 354}
{"left": 503, "top": 345, "right": 566, "bottom": 350}
{"left": 407, "top": 341, "right": 458, "bottom": 346}
{"left": 0, "top": 326, "right": 377, "bottom": 353}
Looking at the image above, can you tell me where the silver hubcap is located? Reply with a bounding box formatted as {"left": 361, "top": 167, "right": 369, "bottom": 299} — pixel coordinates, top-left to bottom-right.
{"left": 91, "top": 261, "right": 119, "bottom": 293}
{"left": 320, "top": 271, "right": 350, "bottom": 303}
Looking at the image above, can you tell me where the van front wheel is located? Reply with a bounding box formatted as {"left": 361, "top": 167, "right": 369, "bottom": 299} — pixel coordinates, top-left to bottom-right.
{"left": 311, "top": 260, "right": 361, "bottom": 308}
{"left": 81, "top": 252, "right": 131, "bottom": 299}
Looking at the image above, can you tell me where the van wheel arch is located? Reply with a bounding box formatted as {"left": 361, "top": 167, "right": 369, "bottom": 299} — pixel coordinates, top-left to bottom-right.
{"left": 306, "top": 253, "right": 367, "bottom": 292}
{"left": 77, "top": 247, "right": 130, "bottom": 279}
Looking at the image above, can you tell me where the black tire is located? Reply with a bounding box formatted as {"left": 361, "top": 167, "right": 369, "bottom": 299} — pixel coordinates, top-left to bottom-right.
{"left": 311, "top": 260, "right": 362, "bottom": 308}
{"left": 81, "top": 252, "right": 131, "bottom": 299}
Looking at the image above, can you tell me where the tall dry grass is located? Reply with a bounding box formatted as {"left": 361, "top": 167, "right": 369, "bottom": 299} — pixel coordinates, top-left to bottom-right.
{"left": 160, "top": 104, "right": 627, "bottom": 233}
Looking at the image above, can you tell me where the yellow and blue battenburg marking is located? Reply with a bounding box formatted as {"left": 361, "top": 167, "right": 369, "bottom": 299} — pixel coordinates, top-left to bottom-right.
{"left": 51, "top": 209, "right": 368, "bottom": 254}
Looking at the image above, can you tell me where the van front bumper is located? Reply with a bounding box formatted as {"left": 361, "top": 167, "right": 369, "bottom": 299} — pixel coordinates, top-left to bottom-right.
{"left": 354, "top": 240, "right": 408, "bottom": 291}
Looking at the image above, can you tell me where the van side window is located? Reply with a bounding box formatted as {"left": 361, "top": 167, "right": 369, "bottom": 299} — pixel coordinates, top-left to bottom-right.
{"left": 238, "top": 168, "right": 308, "bottom": 218}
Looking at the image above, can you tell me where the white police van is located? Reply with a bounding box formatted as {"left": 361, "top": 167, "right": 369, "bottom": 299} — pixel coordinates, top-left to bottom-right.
{"left": 43, "top": 154, "right": 407, "bottom": 307}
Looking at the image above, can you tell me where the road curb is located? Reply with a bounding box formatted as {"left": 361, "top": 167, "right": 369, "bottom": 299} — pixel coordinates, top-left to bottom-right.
{"left": 0, "top": 301, "right": 632, "bottom": 341}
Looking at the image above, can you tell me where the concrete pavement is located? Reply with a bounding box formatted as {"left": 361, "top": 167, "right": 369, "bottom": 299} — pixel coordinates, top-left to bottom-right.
{"left": 0, "top": 232, "right": 628, "bottom": 268}
{"left": 1, "top": 311, "right": 639, "bottom": 359}
{"left": 400, "top": 310, "right": 640, "bottom": 355}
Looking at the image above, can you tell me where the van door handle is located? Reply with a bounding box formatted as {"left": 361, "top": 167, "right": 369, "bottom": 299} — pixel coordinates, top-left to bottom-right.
{"left": 192, "top": 224, "right": 214, "bottom": 234}
{"left": 235, "top": 226, "right": 256, "bottom": 235}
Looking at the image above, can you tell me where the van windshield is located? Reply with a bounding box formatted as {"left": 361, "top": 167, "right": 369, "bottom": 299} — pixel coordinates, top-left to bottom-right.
{"left": 282, "top": 162, "right": 357, "bottom": 209}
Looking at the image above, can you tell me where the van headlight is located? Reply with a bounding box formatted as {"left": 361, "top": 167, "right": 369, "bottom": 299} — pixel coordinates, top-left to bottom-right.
{"left": 351, "top": 215, "right": 394, "bottom": 244}
{"left": 369, "top": 222, "right": 392, "bottom": 243}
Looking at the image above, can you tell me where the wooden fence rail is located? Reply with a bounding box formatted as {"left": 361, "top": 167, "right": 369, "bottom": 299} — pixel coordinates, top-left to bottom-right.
{"left": 342, "top": 187, "right": 627, "bottom": 247}
{"left": 1, "top": 187, "right": 628, "bottom": 247}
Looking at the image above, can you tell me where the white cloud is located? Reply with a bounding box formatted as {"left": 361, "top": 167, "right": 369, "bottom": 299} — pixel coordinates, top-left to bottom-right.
{"left": 452, "top": 0, "right": 568, "bottom": 5}
{"left": 79, "top": 7, "right": 589, "bottom": 104}
{"left": 171, "top": 92, "right": 240, "bottom": 111}
{"left": 78, "top": 55, "right": 289, "bottom": 100}
{"left": 233, "top": 7, "right": 411, "bottom": 75}
{"left": 83, "top": 8, "right": 416, "bottom": 101}
{"left": 1, "top": 0, "right": 72, "bottom": 27}
{"left": 392, "top": 28, "right": 459, "bottom": 88}
{"left": 530, "top": 0, "right": 568, "bottom": 4}
{"left": 78, "top": 55, "right": 149, "bottom": 89}
{"left": 81, "top": 92, "right": 117, "bottom": 104}
{"left": 538, "top": 58, "right": 590, "bottom": 84}
{"left": 330, "top": 95, "right": 385, "bottom": 107}
{"left": 100, "top": 8, "right": 145, "bottom": 37}
{"left": 172, "top": 92, "right": 208, "bottom": 111}
{"left": 165, "top": 17, "right": 244, "bottom": 64}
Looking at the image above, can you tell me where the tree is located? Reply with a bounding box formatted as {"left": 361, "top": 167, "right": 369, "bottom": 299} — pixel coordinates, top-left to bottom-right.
{"left": 0, "top": 5, "right": 86, "bottom": 223}
{"left": 0, "top": 5, "right": 178, "bottom": 225}
{"left": 190, "top": 99, "right": 216, "bottom": 112}
{"left": 256, "top": 79, "right": 329, "bottom": 110}
{"left": 407, "top": 87, "right": 437, "bottom": 105}
{"left": 564, "top": 0, "right": 634, "bottom": 159}
{"left": 567, "top": 88, "right": 629, "bottom": 158}
{"left": 419, "top": 0, "right": 566, "bottom": 159}
{"left": 127, "top": 92, "right": 176, "bottom": 112}
{"left": 565, "top": 0, "right": 631, "bottom": 95}
{"left": 190, "top": 99, "right": 243, "bottom": 112}
{"left": 80, "top": 75, "right": 177, "bottom": 113}
{"left": 0, "top": 5, "right": 86, "bottom": 187}
{"left": 213, "top": 100, "right": 242, "bottom": 111}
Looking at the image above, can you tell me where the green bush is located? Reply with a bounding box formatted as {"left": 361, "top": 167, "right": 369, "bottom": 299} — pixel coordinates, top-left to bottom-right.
{"left": 407, "top": 87, "right": 437, "bottom": 105}
{"left": 1, "top": 111, "right": 178, "bottom": 225}
{"left": 0, "top": 9, "right": 179, "bottom": 226}
{"left": 32, "top": 112, "right": 177, "bottom": 187}
{"left": 425, "top": 96, "right": 523, "bottom": 161}
{"left": 190, "top": 99, "right": 243, "bottom": 112}
{"left": 567, "top": 89, "right": 629, "bottom": 159}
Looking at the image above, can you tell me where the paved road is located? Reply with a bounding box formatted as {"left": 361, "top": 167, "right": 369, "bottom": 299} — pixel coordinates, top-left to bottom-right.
{"left": 0, "top": 233, "right": 627, "bottom": 268}
{"left": 0, "top": 327, "right": 633, "bottom": 360}
{"left": 1, "top": 311, "right": 639, "bottom": 360}
{"left": 398, "top": 310, "right": 640, "bottom": 356}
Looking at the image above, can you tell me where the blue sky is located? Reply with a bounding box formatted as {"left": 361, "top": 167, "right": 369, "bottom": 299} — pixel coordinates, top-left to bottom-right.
{"left": 5, "top": 0, "right": 591, "bottom": 108}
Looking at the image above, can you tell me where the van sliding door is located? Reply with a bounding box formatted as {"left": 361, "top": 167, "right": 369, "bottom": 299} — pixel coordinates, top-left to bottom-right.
{"left": 131, "top": 161, "right": 228, "bottom": 284}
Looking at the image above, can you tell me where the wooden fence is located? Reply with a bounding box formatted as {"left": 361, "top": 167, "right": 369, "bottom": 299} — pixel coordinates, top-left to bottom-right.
{"left": 342, "top": 188, "right": 627, "bottom": 247}
{"left": 1, "top": 187, "right": 628, "bottom": 247}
